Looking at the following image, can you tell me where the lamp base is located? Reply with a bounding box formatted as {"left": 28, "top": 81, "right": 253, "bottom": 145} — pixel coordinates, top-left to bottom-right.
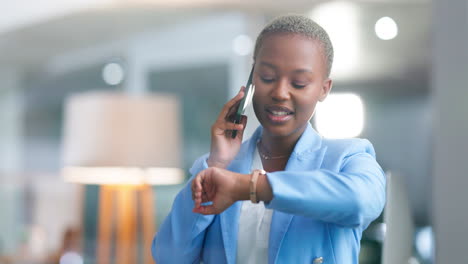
{"left": 96, "top": 185, "right": 155, "bottom": 264}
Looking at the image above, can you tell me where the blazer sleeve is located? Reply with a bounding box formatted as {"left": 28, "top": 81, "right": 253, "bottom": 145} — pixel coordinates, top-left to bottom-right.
{"left": 265, "top": 139, "right": 386, "bottom": 228}
{"left": 152, "top": 154, "right": 215, "bottom": 263}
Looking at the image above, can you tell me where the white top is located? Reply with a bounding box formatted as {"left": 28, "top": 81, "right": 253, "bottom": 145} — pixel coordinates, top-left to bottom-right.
{"left": 236, "top": 146, "right": 274, "bottom": 264}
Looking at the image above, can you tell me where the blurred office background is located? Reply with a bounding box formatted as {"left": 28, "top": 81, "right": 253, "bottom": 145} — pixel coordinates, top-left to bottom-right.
{"left": 0, "top": 0, "right": 466, "bottom": 263}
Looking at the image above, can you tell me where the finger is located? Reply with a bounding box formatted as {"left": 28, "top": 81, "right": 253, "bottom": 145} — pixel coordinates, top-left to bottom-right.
{"left": 240, "top": 115, "right": 248, "bottom": 126}
{"left": 196, "top": 180, "right": 204, "bottom": 208}
{"left": 228, "top": 115, "right": 247, "bottom": 140}
{"left": 192, "top": 204, "right": 217, "bottom": 215}
{"left": 236, "top": 115, "right": 248, "bottom": 138}
{"left": 202, "top": 192, "right": 210, "bottom": 203}
{"left": 191, "top": 180, "right": 196, "bottom": 200}
{"left": 217, "top": 87, "right": 245, "bottom": 121}
{"left": 226, "top": 87, "right": 247, "bottom": 121}
{"left": 225, "top": 101, "right": 241, "bottom": 122}
{"left": 212, "top": 121, "right": 244, "bottom": 135}
{"left": 193, "top": 174, "right": 204, "bottom": 208}
{"left": 193, "top": 188, "right": 200, "bottom": 207}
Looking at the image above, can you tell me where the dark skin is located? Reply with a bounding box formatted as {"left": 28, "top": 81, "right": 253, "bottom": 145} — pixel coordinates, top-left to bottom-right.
{"left": 192, "top": 33, "right": 332, "bottom": 215}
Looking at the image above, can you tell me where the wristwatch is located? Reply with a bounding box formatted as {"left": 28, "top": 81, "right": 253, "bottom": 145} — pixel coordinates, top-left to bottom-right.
{"left": 250, "top": 169, "right": 266, "bottom": 203}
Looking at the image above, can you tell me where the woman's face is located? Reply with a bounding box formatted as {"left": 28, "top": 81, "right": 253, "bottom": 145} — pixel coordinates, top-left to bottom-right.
{"left": 253, "top": 33, "right": 332, "bottom": 139}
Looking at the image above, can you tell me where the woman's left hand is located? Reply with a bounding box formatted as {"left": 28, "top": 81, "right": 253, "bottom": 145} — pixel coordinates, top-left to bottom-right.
{"left": 191, "top": 167, "right": 248, "bottom": 215}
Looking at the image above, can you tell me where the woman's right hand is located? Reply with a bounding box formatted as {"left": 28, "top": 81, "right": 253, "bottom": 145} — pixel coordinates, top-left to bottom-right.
{"left": 207, "top": 87, "right": 248, "bottom": 169}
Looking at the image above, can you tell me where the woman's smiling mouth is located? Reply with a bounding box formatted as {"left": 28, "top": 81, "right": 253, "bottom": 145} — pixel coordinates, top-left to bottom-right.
{"left": 265, "top": 105, "right": 294, "bottom": 123}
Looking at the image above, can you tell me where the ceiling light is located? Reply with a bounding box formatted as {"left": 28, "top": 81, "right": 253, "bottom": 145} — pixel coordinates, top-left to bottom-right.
{"left": 232, "top": 34, "right": 253, "bottom": 56}
{"left": 375, "top": 17, "right": 398, "bottom": 40}
{"left": 102, "top": 62, "right": 124, "bottom": 86}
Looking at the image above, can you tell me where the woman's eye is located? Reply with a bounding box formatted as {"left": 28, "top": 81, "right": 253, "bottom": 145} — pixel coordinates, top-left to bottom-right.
{"left": 260, "top": 77, "right": 275, "bottom": 83}
{"left": 292, "top": 83, "right": 307, "bottom": 89}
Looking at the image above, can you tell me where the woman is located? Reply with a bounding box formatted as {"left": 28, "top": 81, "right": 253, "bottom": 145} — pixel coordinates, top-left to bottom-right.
{"left": 152, "top": 14, "right": 385, "bottom": 264}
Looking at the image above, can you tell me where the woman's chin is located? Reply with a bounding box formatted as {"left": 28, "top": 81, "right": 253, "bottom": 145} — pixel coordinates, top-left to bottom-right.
{"left": 260, "top": 121, "right": 308, "bottom": 140}
{"left": 261, "top": 124, "right": 295, "bottom": 138}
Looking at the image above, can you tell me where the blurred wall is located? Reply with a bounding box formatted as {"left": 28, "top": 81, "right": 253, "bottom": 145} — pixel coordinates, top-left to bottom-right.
{"left": 432, "top": 0, "right": 468, "bottom": 262}
{"left": 19, "top": 64, "right": 117, "bottom": 255}
{"left": 0, "top": 69, "right": 24, "bottom": 254}
{"left": 341, "top": 81, "right": 432, "bottom": 226}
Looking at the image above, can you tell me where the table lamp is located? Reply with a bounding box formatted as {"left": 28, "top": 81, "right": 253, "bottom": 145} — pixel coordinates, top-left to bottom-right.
{"left": 61, "top": 91, "right": 184, "bottom": 264}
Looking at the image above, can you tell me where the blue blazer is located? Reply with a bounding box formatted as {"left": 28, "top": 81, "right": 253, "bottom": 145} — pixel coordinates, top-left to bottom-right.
{"left": 153, "top": 124, "right": 386, "bottom": 264}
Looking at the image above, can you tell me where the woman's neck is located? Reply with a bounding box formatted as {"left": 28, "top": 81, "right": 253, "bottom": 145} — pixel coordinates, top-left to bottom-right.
{"left": 259, "top": 125, "right": 307, "bottom": 157}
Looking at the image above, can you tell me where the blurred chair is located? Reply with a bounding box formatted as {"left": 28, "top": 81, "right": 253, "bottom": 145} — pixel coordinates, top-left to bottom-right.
{"left": 62, "top": 92, "right": 184, "bottom": 264}
{"left": 382, "top": 171, "right": 414, "bottom": 264}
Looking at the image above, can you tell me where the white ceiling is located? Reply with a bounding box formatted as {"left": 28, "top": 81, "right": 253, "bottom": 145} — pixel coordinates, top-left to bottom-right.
{"left": 0, "top": 8, "right": 207, "bottom": 66}
{"left": 0, "top": 1, "right": 430, "bottom": 83}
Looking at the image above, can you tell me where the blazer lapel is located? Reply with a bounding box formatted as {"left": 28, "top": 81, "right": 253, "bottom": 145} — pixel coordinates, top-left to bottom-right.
{"left": 268, "top": 124, "right": 327, "bottom": 264}
{"left": 268, "top": 211, "right": 294, "bottom": 264}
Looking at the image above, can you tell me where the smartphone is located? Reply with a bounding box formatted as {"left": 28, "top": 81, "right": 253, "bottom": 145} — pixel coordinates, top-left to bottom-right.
{"left": 231, "top": 67, "right": 255, "bottom": 138}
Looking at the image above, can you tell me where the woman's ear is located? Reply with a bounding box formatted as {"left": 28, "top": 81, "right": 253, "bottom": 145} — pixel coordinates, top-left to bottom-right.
{"left": 319, "top": 78, "right": 333, "bottom": 102}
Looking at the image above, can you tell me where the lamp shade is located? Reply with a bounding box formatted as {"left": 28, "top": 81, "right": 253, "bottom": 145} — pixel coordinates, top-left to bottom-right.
{"left": 61, "top": 91, "right": 184, "bottom": 185}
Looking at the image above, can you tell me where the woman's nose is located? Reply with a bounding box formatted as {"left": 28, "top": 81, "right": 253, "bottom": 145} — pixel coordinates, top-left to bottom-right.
{"left": 271, "top": 79, "right": 290, "bottom": 102}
